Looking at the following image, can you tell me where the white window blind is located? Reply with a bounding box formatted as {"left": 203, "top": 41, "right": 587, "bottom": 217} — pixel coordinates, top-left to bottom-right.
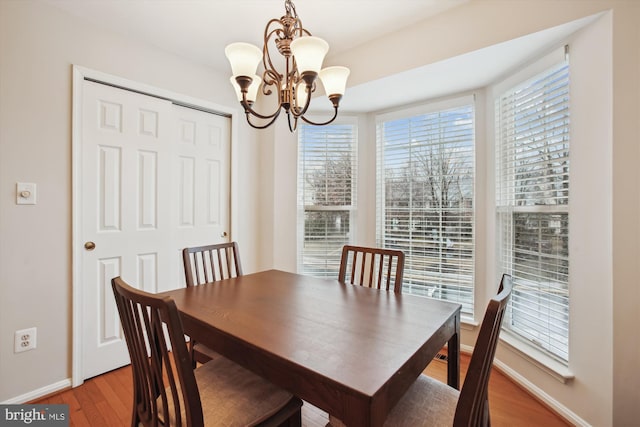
{"left": 496, "top": 60, "right": 570, "bottom": 362}
{"left": 376, "top": 102, "right": 475, "bottom": 316}
{"left": 298, "top": 122, "right": 357, "bottom": 278}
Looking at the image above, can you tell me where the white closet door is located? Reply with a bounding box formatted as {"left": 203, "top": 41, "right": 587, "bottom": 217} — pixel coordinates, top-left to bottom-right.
{"left": 80, "top": 81, "right": 230, "bottom": 379}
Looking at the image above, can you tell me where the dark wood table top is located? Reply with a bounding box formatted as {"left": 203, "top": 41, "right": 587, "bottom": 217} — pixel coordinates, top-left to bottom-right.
{"left": 159, "top": 269, "right": 461, "bottom": 427}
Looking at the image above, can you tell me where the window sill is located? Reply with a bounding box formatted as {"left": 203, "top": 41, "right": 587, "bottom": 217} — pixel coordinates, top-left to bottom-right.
{"left": 460, "top": 319, "right": 573, "bottom": 383}
{"left": 498, "top": 331, "right": 575, "bottom": 384}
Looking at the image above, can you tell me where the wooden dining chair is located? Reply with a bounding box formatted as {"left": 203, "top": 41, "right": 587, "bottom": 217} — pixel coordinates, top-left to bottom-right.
{"left": 182, "top": 242, "right": 243, "bottom": 366}
{"left": 111, "top": 276, "right": 302, "bottom": 427}
{"left": 329, "top": 274, "right": 512, "bottom": 427}
{"left": 338, "top": 245, "right": 405, "bottom": 292}
{"left": 182, "top": 242, "right": 243, "bottom": 287}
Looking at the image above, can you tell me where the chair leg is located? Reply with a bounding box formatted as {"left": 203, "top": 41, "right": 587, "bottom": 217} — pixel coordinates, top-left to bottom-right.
{"left": 280, "top": 408, "right": 301, "bottom": 427}
{"left": 484, "top": 399, "right": 491, "bottom": 427}
{"left": 130, "top": 408, "right": 140, "bottom": 427}
{"left": 189, "top": 339, "right": 197, "bottom": 369}
{"left": 271, "top": 399, "right": 302, "bottom": 427}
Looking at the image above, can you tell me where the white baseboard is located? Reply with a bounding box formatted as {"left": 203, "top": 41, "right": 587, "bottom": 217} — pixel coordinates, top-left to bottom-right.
{"left": 458, "top": 344, "right": 589, "bottom": 426}
{"left": 492, "top": 359, "right": 589, "bottom": 426}
{"left": 1, "top": 379, "right": 72, "bottom": 404}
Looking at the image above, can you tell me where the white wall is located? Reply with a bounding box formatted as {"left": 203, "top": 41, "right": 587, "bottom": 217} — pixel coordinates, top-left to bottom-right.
{"left": 610, "top": 2, "right": 640, "bottom": 422}
{"left": 0, "top": 0, "right": 262, "bottom": 402}
{"left": 266, "top": 1, "right": 638, "bottom": 425}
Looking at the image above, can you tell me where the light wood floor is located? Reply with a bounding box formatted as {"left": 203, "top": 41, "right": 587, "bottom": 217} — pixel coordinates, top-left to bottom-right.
{"left": 33, "top": 353, "right": 571, "bottom": 426}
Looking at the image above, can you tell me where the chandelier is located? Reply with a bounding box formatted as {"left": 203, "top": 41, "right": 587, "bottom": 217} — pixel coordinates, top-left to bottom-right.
{"left": 225, "top": 0, "right": 350, "bottom": 131}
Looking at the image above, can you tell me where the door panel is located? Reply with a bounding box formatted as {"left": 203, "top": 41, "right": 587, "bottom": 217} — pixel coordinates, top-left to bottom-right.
{"left": 170, "top": 105, "right": 230, "bottom": 265}
{"left": 80, "top": 81, "right": 230, "bottom": 379}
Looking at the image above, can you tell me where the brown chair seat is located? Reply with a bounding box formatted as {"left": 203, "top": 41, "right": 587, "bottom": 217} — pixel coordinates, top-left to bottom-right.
{"left": 329, "top": 374, "right": 458, "bottom": 427}
{"left": 163, "top": 356, "right": 300, "bottom": 426}
{"left": 384, "top": 374, "right": 458, "bottom": 426}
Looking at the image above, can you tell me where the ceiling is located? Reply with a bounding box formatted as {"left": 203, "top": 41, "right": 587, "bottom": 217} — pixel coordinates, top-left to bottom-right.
{"left": 45, "top": 0, "right": 468, "bottom": 71}
{"left": 45, "top": 0, "right": 597, "bottom": 113}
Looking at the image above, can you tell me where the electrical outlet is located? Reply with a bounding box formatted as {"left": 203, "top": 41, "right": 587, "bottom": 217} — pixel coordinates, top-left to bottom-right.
{"left": 14, "top": 327, "right": 37, "bottom": 353}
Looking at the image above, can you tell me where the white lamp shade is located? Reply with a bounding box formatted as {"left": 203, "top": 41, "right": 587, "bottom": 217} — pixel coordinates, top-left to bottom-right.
{"left": 319, "top": 66, "right": 350, "bottom": 96}
{"left": 296, "top": 83, "right": 309, "bottom": 108}
{"left": 290, "top": 36, "right": 329, "bottom": 74}
{"left": 225, "top": 42, "right": 262, "bottom": 77}
{"left": 230, "top": 75, "right": 262, "bottom": 102}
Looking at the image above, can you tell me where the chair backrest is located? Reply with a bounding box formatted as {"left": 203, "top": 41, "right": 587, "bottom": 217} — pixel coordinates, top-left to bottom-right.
{"left": 338, "top": 245, "right": 405, "bottom": 292}
{"left": 112, "top": 276, "right": 204, "bottom": 427}
{"left": 454, "top": 274, "right": 512, "bottom": 427}
{"left": 182, "top": 242, "right": 243, "bottom": 287}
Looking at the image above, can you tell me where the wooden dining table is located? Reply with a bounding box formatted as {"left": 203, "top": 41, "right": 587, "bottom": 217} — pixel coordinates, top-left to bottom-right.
{"left": 159, "top": 269, "right": 461, "bottom": 427}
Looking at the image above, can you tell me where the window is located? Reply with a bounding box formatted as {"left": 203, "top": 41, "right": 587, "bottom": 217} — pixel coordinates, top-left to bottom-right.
{"left": 298, "top": 122, "right": 357, "bottom": 278}
{"left": 496, "top": 60, "right": 570, "bottom": 362}
{"left": 376, "top": 99, "right": 475, "bottom": 316}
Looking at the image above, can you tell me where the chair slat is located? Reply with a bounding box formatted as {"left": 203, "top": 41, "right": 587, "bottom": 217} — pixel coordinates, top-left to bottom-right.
{"left": 338, "top": 245, "right": 405, "bottom": 292}
{"left": 182, "top": 242, "right": 243, "bottom": 287}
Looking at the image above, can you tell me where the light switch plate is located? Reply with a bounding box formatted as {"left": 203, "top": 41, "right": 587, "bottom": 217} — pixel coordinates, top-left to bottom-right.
{"left": 16, "top": 182, "right": 37, "bottom": 205}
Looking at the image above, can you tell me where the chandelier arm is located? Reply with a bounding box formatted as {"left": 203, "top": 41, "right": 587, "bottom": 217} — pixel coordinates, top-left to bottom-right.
{"left": 262, "top": 61, "right": 280, "bottom": 88}
{"left": 264, "top": 17, "right": 287, "bottom": 42}
{"left": 294, "top": 22, "right": 311, "bottom": 38}
{"left": 263, "top": 25, "right": 284, "bottom": 74}
{"left": 261, "top": 69, "right": 281, "bottom": 95}
{"left": 262, "top": 26, "right": 290, "bottom": 98}
{"left": 291, "top": 16, "right": 307, "bottom": 38}
{"left": 240, "top": 98, "right": 282, "bottom": 121}
{"left": 246, "top": 109, "right": 282, "bottom": 130}
{"left": 265, "top": 17, "right": 284, "bottom": 33}
{"left": 300, "top": 107, "right": 339, "bottom": 126}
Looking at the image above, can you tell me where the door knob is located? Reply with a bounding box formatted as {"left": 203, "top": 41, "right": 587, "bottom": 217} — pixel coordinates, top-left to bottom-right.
{"left": 84, "top": 241, "right": 96, "bottom": 251}
{"left": 220, "top": 231, "right": 228, "bottom": 238}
